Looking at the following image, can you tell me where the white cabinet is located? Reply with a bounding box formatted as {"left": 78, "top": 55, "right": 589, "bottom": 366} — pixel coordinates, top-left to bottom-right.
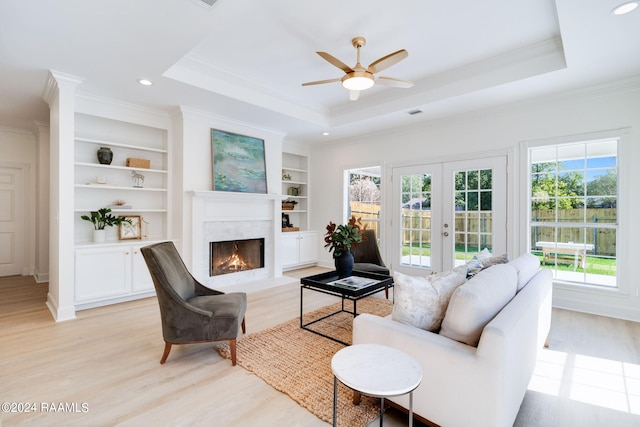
{"left": 74, "top": 242, "right": 157, "bottom": 309}
{"left": 281, "top": 231, "right": 319, "bottom": 270}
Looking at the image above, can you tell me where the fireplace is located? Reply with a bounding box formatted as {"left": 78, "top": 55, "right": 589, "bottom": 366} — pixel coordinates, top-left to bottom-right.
{"left": 210, "top": 238, "right": 265, "bottom": 276}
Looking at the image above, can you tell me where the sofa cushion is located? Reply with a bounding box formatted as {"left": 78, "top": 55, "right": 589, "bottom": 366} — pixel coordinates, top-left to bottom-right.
{"left": 508, "top": 253, "right": 541, "bottom": 291}
{"left": 440, "top": 264, "right": 517, "bottom": 346}
{"left": 391, "top": 266, "right": 467, "bottom": 332}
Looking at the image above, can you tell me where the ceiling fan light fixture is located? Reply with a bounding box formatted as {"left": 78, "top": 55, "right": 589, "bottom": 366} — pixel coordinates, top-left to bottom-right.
{"left": 611, "top": 1, "right": 638, "bottom": 15}
{"left": 342, "top": 75, "right": 374, "bottom": 91}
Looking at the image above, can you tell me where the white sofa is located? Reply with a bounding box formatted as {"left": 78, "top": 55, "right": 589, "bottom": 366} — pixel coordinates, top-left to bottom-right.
{"left": 353, "top": 253, "right": 552, "bottom": 427}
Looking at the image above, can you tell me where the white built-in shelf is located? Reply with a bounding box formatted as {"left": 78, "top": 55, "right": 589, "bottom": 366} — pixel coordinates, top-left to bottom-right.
{"left": 74, "top": 208, "right": 167, "bottom": 213}
{"left": 283, "top": 209, "right": 308, "bottom": 213}
{"left": 75, "top": 162, "right": 167, "bottom": 174}
{"left": 75, "top": 137, "right": 168, "bottom": 154}
{"left": 74, "top": 184, "right": 167, "bottom": 192}
{"left": 282, "top": 180, "right": 306, "bottom": 185}
{"left": 282, "top": 167, "right": 307, "bottom": 173}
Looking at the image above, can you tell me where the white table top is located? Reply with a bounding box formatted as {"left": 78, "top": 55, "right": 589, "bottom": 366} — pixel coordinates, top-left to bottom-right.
{"left": 331, "top": 344, "right": 423, "bottom": 398}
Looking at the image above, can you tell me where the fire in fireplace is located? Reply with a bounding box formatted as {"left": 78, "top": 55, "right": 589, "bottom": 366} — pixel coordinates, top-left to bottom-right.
{"left": 210, "top": 238, "right": 265, "bottom": 276}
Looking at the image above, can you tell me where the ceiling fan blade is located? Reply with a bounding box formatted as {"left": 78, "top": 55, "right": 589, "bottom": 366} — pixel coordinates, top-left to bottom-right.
{"left": 317, "top": 51, "right": 353, "bottom": 73}
{"left": 349, "top": 90, "right": 360, "bottom": 101}
{"left": 367, "top": 49, "right": 408, "bottom": 74}
{"left": 301, "top": 78, "right": 341, "bottom": 87}
{"left": 376, "top": 76, "right": 414, "bottom": 88}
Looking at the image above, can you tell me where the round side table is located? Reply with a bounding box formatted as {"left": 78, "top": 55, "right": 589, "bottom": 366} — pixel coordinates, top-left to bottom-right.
{"left": 331, "top": 343, "right": 423, "bottom": 427}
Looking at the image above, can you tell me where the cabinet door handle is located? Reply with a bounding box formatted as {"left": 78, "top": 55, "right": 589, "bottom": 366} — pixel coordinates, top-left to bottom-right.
{"left": 125, "top": 251, "right": 130, "bottom": 255}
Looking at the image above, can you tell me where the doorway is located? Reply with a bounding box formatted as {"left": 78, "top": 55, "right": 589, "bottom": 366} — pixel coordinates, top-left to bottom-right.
{"left": 0, "top": 164, "right": 26, "bottom": 276}
{"left": 391, "top": 156, "right": 507, "bottom": 274}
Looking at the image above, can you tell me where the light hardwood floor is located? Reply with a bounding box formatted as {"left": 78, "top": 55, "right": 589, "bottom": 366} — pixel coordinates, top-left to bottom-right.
{"left": 1, "top": 271, "right": 640, "bottom": 427}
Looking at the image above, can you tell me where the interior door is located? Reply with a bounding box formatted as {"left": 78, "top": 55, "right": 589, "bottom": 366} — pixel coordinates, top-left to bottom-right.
{"left": 392, "top": 156, "right": 507, "bottom": 274}
{"left": 0, "top": 164, "right": 26, "bottom": 277}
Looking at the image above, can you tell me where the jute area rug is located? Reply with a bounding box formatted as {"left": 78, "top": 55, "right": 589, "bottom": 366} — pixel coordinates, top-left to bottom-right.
{"left": 216, "top": 297, "right": 393, "bottom": 427}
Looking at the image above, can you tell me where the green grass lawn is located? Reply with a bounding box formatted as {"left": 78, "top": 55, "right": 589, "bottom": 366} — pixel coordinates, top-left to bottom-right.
{"left": 401, "top": 245, "right": 616, "bottom": 276}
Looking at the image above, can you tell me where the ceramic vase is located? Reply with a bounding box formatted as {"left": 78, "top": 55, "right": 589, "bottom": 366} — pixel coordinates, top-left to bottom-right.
{"left": 334, "top": 251, "right": 354, "bottom": 278}
{"left": 97, "top": 147, "right": 113, "bottom": 165}
{"left": 93, "top": 229, "right": 106, "bottom": 243}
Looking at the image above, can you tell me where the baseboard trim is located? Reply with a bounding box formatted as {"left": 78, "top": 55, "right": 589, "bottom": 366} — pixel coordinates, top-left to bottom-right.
{"left": 45, "top": 293, "right": 76, "bottom": 322}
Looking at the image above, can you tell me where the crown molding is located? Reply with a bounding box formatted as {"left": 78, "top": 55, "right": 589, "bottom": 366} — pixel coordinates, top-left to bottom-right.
{"left": 42, "top": 70, "right": 83, "bottom": 105}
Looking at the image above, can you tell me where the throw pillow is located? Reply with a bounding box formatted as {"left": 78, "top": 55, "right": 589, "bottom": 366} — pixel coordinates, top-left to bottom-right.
{"left": 477, "top": 248, "right": 509, "bottom": 268}
{"left": 439, "top": 264, "right": 517, "bottom": 346}
{"left": 465, "top": 256, "right": 483, "bottom": 278}
{"left": 391, "top": 265, "right": 467, "bottom": 332}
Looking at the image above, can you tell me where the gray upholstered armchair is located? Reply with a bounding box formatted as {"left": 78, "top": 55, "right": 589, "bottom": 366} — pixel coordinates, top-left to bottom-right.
{"left": 140, "top": 241, "right": 247, "bottom": 366}
{"left": 352, "top": 229, "right": 390, "bottom": 276}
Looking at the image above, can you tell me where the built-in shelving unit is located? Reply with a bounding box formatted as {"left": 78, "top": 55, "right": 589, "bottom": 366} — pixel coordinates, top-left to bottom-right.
{"left": 281, "top": 152, "right": 309, "bottom": 231}
{"left": 74, "top": 115, "right": 169, "bottom": 245}
{"left": 281, "top": 150, "right": 317, "bottom": 270}
{"left": 73, "top": 113, "right": 171, "bottom": 308}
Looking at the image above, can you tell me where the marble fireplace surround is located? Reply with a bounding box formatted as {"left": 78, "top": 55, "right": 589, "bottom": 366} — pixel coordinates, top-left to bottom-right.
{"left": 191, "top": 191, "right": 284, "bottom": 289}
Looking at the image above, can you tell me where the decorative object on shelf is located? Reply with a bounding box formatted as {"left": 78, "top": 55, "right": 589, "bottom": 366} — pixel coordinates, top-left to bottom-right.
{"left": 118, "top": 215, "right": 142, "bottom": 240}
{"left": 212, "top": 129, "right": 267, "bottom": 194}
{"left": 126, "top": 157, "right": 151, "bottom": 169}
{"left": 141, "top": 217, "right": 150, "bottom": 238}
{"left": 110, "top": 199, "right": 132, "bottom": 209}
{"left": 287, "top": 186, "right": 299, "bottom": 196}
{"left": 96, "top": 176, "right": 107, "bottom": 184}
{"left": 282, "top": 213, "right": 292, "bottom": 228}
{"left": 282, "top": 170, "right": 292, "bottom": 181}
{"left": 324, "top": 215, "right": 367, "bottom": 278}
{"left": 97, "top": 147, "right": 113, "bottom": 165}
{"left": 81, "top": 208, "right": 132, "bottom": 243}
{"left": 282, "top": 199, "right": 298, "bottom": 210}
{"left": 131, "top": 170, "right": 145, "bottom": 188}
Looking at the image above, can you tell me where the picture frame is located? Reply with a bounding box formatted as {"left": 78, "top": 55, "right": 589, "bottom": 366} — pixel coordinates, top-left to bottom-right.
{"left": 282, "top": 213, "right": 291, "bottom": 228}
{"left": 119, "top": 215, "right": 142, "bottom": 240}
{"left": 211, "top": 129, "right": 267, "bottom": 194}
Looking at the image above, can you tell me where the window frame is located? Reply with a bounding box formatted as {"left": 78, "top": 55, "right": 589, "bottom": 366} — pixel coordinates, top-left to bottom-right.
{"left": 520, "top": 129, "right": 630, "bottom": 296}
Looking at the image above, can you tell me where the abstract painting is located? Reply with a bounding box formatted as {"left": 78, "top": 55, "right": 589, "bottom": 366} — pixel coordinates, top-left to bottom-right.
{"left": 211, "top": 129, "right": 267, "bottom": 193}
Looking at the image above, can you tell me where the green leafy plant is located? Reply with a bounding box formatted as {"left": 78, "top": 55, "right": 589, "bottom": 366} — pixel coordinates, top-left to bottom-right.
{"left": 324, "top": 215, "right": 367, "bottom": 258}
{"left": 81, "top": 208, "right": 132, "bottom": 230}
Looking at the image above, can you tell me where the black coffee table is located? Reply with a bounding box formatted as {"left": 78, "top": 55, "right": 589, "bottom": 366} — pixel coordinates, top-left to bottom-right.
{"left": 300, "top": 270, "right": 393, "bottom": 345}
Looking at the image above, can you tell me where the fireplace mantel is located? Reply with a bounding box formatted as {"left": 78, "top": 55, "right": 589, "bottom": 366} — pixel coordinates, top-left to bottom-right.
{"left": 189, "top": 190, "right": 286, "bottom": 202}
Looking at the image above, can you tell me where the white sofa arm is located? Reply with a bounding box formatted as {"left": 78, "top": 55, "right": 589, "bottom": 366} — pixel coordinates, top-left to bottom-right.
{"left": 353, "top": 313, "right": 503, "bottom": 427}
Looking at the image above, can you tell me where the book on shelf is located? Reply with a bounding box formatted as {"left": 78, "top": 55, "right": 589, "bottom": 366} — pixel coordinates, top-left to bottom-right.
{"left": 328, "top": 276, "right": 379, "bottom": 290}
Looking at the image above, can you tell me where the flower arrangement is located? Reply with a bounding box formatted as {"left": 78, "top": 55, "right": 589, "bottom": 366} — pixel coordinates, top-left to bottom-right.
{"left": 323, "top": 215, "right": 367, "bottom": 258}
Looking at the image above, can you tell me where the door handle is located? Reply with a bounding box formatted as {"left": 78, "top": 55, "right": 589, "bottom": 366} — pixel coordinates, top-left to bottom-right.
{"left": 443, "top": 232, "right": 449, "bottom": 237}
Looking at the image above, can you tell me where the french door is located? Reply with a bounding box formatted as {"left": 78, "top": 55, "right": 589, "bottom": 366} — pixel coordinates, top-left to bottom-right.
{"left": 392, "top": 156, "right": 507, "bottom": 274}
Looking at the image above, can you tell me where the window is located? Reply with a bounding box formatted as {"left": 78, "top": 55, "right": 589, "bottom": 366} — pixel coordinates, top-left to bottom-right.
{"left": 346, "top": 166, "right": 382, "bottom": 237}
{"left": 529, "top": 138, "right": 618, "bottom": 287}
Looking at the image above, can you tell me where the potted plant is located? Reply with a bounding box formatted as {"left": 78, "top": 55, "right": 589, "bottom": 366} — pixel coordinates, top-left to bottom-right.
{"left": 324, "top": 215, "right": 367, "bottom": 277}
{"left": 81, "top": 208, "right": 132, "bottom": 243}
{"left": 282, "top": 199, "right": 298, "bottom": 210}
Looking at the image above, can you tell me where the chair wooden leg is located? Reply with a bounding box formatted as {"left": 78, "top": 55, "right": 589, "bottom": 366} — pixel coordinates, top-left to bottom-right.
{"left": 229, "top": 339, "right": 237, "bottom": 366}
{"left": 160, "top": 342, "right": 172, "bottom": 364}
{"left": 241, "top": 317, "right": 246, "bottom": 334}
{"left": 544, "top": 334, "right": 550, "bottom": 348}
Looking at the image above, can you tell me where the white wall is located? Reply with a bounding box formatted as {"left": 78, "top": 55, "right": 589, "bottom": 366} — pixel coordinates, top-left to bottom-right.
{"left": 176, "top": 107, "right": 285, "bottom": 268}
{"left": 309, "top": 80, "right": 640, "bottom": 322}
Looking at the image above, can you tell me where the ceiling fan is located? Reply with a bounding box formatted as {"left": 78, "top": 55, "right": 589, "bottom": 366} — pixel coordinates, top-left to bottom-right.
{"left": 302, "top": 36, "right": 414, "bottom": 101}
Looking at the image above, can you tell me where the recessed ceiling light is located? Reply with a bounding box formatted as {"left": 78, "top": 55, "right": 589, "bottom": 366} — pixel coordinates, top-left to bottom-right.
{"left": 137, "top": 79, "right": 153, "bottom": 86}
{"left": 611, "top": 1, "right": 638, "bottom": 15}
{"left": 322, "top": 132, "right": 330, "bottom": 136}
